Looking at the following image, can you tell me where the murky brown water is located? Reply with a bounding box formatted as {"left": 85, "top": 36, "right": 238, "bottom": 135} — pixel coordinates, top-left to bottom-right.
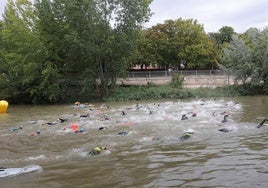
{"left": 0, "top": 96, "right": 268, "bottom": 188}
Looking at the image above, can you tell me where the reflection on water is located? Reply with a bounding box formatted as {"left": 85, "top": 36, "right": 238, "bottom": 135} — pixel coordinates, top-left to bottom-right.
{"left": 0, "top": 96, "right": 268, "bottom": 188}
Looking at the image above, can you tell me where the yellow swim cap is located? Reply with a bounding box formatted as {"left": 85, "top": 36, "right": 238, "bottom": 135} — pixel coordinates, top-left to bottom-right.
{"left": 94, "top": 147, "right": 101, "bottom": 153}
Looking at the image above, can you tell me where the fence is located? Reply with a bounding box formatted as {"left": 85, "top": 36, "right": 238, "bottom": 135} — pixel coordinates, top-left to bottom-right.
{"left": 119, "top": 70, "right": 238, "bottom": 87}
{"left": 126, "top": 70, "right": 232, "bottom": 78}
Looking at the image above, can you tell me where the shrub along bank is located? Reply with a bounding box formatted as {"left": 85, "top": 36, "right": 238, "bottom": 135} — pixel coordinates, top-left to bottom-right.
{"left": 104, "top": 84, "right": 266, "bottom": 102}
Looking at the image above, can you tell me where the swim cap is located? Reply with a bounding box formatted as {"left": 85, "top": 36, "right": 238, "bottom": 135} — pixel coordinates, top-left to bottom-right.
{"left": 94, "top": 147, "right": 101, "bottom": 153}
{"left": 184, "top": 132, "right": 191, "bottom": 137}
{"left": 71, "top": 123, "right": 79, "bottom": 131}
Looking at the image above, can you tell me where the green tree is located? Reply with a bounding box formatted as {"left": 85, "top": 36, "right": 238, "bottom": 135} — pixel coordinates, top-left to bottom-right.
{"left": 1, "top": 0, "right": 152, "bottom": 103}
{"left": 208, "top": 26, "right": 235, "bottom": 49}
{"left": 0, "top": 0, "right": 53, "bottom": 103}
{"left": 135, "top": 18, "right": 217, "bottom": 70}
{"left": 221, "top": 34, "right": 252, "bottom": 83}
{"left": 134, "top": 29, "right": 162, "bottom": 69}
{"left": 35, "top": 0, "right": 152, "bottom": 99}
{"left": 221, "top": 27, "right": 268, "bottom": 93}
{"left": 97, "top": 0, "right": 152, "bottom": 96}
{"left": 250, "top": 27, "right": 268, "bottom": 92}
{"left": 35, "top": 0, "right": 99, "bottom": 101}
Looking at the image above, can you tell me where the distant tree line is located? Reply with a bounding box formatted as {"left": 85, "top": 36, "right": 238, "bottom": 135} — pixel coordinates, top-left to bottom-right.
{"left": 0, "top": 0, "right": 267, "bottom": 104}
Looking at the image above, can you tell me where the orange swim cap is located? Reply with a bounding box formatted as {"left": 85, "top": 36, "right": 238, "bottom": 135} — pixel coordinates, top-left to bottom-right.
{"left": 71, "top": 123, "right": 79, "bottom": 131}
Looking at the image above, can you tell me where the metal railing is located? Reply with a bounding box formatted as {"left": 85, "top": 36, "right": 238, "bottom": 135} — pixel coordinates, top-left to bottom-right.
{"left": 126, "top": 70, "right": 230, "bottom": 78}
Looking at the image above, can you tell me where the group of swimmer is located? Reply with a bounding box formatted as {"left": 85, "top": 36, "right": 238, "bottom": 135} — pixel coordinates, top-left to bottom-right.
{"left": 45, "top": 101, "right": 268, "bottom": 146}
{"left": 7, "top": 100, "right": 268, "bottom": 158}
{"left": 178, "top": 101, "right": 267, "bottom": 141}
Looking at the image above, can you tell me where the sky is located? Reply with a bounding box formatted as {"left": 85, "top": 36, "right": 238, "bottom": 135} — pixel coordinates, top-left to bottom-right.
{"left": 0, "top": 0, "right": 267, "bottom": 33}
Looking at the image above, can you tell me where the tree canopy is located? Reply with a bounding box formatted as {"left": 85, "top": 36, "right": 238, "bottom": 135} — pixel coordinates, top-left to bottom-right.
{"left": 134, "top": 18, "right": 218, "bottom": 70}
{"left": 0, "top": 0, "right": 267, "bottom": 103}
{"left": 0, "top": 0, "right": 152, "bottom": 103}
{"left": 221, "top": 27, "right": 268, "bottom": 93}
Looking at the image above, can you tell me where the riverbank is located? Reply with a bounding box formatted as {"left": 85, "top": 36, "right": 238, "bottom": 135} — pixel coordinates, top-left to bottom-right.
{"left": 105, "top": 84, "right": 265, "bottom": 102}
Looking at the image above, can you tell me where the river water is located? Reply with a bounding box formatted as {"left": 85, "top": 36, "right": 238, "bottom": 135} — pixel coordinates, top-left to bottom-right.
{"left": 0, "top": 96, "right": 267, "bottom": 188}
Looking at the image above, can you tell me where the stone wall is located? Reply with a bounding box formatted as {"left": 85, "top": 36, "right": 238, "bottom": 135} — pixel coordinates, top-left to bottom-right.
{"left": 183, "top": 75, "right": 236, "bottom": 88}
{"left": 117, "top": 75, "right": 236, "bottom": 88}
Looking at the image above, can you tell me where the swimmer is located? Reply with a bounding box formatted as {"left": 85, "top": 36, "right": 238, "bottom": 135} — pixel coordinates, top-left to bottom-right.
{"left": 180, "top": 132, "right": 193, "bottom": 142}
{"left": 212, "top": 111, "right": 230, "bottom": 117}
{"left": 74, "top": 102, "right": 90, "bottom": 108}
{"left": 88, "top": 146, "right": 107, "bottom": 157}
{"left": 187, "top": 112, "right": 197, "bottom": 117}
{"left": 99, "top": 126, "right": 107, "bottom": 130}
{"left": 118, "top": 131, "right": 128, "bottom": 136}
{"left": 220, "top": 111, "right": 230, "bottom": 115}
{"left": 181, "top": 114, "right": 188, "bottom": 120}
{"left": 212, "top": 112, "right": 217, "bottom": 116}
{"left": 221, "top": 114, "right": 229, "bottom": 123}
{"left": 63, "top": 123, "right": 82, "bottom": 133}
{"left": 122, "top": 110, "right": 127, "bottom": 116}
{"left": 58, "top": 118, "right": 68, "bottom": 123}
{"left": 75, "top": 128, "right": 84, "bottom": 133}
{"left": 0, "top": 167, "right": 7, "bottom": 171}
{"left": 45, "top": 117, "right": 68, "bottom": 125}
{"left": 74, "top": 101, "right": 80, "bottom": 106}
{"left": 218, "top": 128, "right": 231, "bottom": 133}
{"left": 30, "top": 130, "right": 41, "bottom": 136}
{"left": 46, "top": 121, "right": 58, "bottom": 125}
{"left": 11, "top": 126, "right": 23, "bottom": 132}
{"left": 257, "top": 119, "right": 268, "bottom": 128}
{"left": 80, "top": 114, "right": 90, "bottom": 118}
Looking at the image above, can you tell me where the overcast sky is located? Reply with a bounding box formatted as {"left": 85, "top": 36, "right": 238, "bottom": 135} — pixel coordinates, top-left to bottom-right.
{"left": 1, "top": 0, "right": 267, "bottom": 33}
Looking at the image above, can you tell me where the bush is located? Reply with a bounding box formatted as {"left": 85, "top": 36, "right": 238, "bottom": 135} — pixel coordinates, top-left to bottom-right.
{"left": 169, "top": 73, "right": 184, "bottom": 88}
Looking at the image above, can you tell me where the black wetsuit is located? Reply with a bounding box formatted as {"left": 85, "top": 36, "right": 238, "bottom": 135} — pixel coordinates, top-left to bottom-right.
{"left": 0, "top": 167, "right": 6, "bottom": 171}
{"left": 118, "top": 132, "right": 128, "bottom": 136}
{"left": 221, "top": 114, "right": 229, "bottom": 123}
{"left": 218, "top": 128, "right": 230, "bottom": 133}
{"left": 181, "top": 114, "right": 188, "bottom": 120}
{"left": 257, "top": 119, "right": 267, "bottom": 128}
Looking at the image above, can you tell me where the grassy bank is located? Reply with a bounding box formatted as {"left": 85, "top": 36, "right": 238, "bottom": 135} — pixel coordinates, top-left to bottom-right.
{"left": 104, "top": 84, "right": 265, "bottom": 102}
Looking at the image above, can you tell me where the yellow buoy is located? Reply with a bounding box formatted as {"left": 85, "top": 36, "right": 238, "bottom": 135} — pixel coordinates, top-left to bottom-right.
{"left": 0, "top": 100, "right": 9, "bottom": 113}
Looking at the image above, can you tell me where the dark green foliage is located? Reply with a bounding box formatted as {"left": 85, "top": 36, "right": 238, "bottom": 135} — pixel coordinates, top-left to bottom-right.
{"left": 0, "top": 1, "right": 266, "bottom": 104}
{"left": 0, "top": 0, "right": 152, "bottom": 104}
{"left": 105, "top": 85, "right": 193, "bottom": 102}
{"left": 208, "top": 26, "right": 236, "bottom": 48}
{"left": 134, "top": 18, "right": 218, "bottom": 70}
